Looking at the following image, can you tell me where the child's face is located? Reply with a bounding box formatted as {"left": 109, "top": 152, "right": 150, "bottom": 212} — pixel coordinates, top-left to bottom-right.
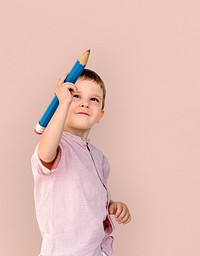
{"left": 64, "top": 78, "right": 104, "bottom": 138}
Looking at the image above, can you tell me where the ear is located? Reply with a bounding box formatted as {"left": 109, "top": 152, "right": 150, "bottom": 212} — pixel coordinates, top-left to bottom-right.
{"left": 97, "top": 109, "right": 105, "bottom": 123}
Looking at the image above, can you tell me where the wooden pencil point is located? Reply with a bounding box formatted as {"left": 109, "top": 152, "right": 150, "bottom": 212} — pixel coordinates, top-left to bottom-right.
{"left": 79, "top": 50, "right": 90, "bottom": 65}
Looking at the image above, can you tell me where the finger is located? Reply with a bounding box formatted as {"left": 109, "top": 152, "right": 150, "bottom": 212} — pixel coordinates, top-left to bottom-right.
{"left": 118, "top": 213, "right": 131, "bottom": 224}
{"left": 56, "top": 75, "right": 66, "bottom": 85}
{"left": 123, "top": 213, "right": 132, "bottom": 224}
{"left": 123, "top": 215, "right": 132, "bottom": 224}
{"left": 115, "top": 205, "right": 124, "bottom": 219}
{"left": 56, "top": 73, "right": 68, "bottom": 86}
{"left": 64, "top": 83, "right": 78, "bottom": 92}
{"left": 116, "top": 207, "right": 127, "bottom": 221}
{"left": 57, "top": 81, "right": 77, "bottom": 92}
{"left": 109, "top": 204, "right": 116, "bottom": 215}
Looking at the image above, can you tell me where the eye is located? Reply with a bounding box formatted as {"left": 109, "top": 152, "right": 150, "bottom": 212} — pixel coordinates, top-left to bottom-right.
{"left": 73, "top": 94, "right": 81, "bottom": 98}
{"left": 90, "top": 97, "right": 99, "bottom": 103}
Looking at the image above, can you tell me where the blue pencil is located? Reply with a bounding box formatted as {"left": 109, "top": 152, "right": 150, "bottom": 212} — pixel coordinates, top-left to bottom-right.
{"left": 34, "top": 49, "right": 90, "bottom": 134}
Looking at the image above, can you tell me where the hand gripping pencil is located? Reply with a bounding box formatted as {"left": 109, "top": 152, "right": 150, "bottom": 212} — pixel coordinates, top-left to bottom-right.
{"left": 34, "top": 49, "right": 90, "bottom": 134}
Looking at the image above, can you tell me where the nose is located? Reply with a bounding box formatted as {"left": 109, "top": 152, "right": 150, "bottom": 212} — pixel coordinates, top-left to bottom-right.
{"left": 80, "top": 100, "right": 89, "bottom": 108}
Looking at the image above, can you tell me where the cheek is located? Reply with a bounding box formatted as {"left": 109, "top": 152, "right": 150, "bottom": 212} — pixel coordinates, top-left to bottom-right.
{"left": 95, "top": 109, "right": 104, "bottom": 121}
{"left": 89, "top": 100, "right": 99, "bottom": 106}
{"left": 92, "top": 104, "right": 102, "bottom": 113}
{"left": 70, "top": 99, "right": 80, "bottom": 109}
{"left": 72, "top": 98, "right": 80, "bottom": 104}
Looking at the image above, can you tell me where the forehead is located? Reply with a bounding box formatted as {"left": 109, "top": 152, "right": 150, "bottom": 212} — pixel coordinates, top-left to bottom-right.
{"left": 75, "top": 79, "right": 103, "bottom": 96}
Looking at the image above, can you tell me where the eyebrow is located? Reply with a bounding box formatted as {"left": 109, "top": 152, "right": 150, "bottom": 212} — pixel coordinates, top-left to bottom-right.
{"left": 75, "top": 91, "right": 102, "bottom": 100}
{"left": 90, "top": 94, "right": 102, "bottom": 99}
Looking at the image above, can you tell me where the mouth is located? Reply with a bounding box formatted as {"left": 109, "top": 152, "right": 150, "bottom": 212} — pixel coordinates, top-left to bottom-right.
{"left": 77, "top": 112, "right": 90, "bottom": 116}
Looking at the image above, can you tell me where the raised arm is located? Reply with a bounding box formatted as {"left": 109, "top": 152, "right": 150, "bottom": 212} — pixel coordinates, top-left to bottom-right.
{"left": 38, "top": 75, "right": 77, "bottom": 169}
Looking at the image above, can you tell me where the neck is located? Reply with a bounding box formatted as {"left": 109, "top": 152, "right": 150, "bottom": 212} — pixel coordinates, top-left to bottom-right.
{"left": 63, "top": 127, "right": 90, "bottom": 140}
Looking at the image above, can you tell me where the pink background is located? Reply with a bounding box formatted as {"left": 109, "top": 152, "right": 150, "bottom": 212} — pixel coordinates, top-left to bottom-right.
{"left": 1, "top": 1, "right": 200, "bottom": 255}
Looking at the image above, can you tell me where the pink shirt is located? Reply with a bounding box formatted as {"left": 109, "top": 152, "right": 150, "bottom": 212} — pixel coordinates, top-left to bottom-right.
{"left": 31, "top": 132, "right": 114, "bottom": 256}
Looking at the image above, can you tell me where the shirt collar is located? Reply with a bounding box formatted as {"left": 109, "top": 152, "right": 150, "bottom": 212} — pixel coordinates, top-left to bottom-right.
{"left": 62, "top": 131, "right": 91, "bottom": 147}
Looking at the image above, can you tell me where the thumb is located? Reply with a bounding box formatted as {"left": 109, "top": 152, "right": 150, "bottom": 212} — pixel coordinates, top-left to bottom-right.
{"left": 109, "top": 203, "right": 116, "bottom": 215}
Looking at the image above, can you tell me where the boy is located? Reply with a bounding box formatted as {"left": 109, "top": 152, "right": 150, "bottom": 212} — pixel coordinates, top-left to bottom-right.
{"left": 31, "top": 69, "right": 131, "bottom": 256}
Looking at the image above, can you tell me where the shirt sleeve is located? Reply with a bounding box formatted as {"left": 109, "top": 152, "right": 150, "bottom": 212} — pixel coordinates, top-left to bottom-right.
{"left": 31, "top": 144, "right": 61, "bottom": 176}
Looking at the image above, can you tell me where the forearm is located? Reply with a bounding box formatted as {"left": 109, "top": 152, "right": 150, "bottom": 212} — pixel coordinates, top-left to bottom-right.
{"left": 38, "top": 101, "right": 70, "bottom": 162}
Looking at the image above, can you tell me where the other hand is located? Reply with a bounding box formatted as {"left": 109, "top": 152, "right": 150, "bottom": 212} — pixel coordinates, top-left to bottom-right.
{"left": 109, "top": 201, "right": 131, "bottom": 224}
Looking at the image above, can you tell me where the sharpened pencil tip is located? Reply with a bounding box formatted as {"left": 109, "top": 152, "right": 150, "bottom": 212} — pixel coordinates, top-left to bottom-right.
{"left": 79, "top": 49, "right": 90, "bottom": 64}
